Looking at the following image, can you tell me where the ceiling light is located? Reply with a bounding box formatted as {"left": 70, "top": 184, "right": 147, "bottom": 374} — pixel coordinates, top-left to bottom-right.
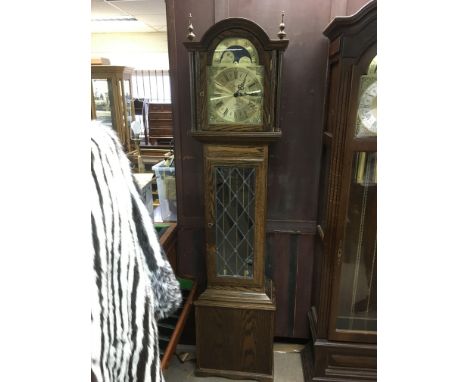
{"left": 91, "top": 16, "right": 137, "bottom": 22}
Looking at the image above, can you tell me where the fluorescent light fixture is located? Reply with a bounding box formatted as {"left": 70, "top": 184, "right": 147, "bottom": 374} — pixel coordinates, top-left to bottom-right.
{"left": 91, "top": 16, "right": 137, "bottom": 22}
{"left": 91, "top": 16, "right": 154, "bottom": 32}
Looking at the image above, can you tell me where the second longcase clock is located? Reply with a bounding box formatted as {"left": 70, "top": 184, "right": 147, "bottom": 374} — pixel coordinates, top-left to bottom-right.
{"left": 184, "top": 16, "right": 288, "bottom": 381}
{"left": 307, "top": 2, "right": 377, "bottom": 381}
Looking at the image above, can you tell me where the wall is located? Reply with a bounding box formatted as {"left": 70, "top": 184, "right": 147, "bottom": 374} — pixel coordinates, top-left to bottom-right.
{"left": 91, "top": 32, "right": 169, "bottom": 69}
{"left": 167, "top": 0, "right": 371, "bottom": 339}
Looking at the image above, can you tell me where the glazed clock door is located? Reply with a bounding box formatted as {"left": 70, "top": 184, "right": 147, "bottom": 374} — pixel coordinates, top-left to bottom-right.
{"left": 203, "top": 145, "right": 267, "bottom": 289}
{"left": 328, "top": 53, "right": 377, "bottom": 344}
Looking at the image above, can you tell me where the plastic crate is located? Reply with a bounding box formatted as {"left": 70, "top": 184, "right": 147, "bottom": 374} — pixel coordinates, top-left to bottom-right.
{"left": 133, "top": 173, "right": 154, "bottom": 218}
{"left": 152, "top": 160, "right": 177, "bottom": 222}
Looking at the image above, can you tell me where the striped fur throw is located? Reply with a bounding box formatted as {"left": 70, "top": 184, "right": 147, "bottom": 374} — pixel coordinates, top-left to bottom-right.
{"left": 91, "top": 122, "right": 182, "bottom": 382}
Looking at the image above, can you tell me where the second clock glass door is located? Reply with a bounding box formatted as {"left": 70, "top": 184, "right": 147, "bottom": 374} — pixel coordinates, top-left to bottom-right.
{"left": 214, "top": 166, "right": 256, "bottom": 278}
{"left": 334, "top": 151, "right": 377, "bottom": 337}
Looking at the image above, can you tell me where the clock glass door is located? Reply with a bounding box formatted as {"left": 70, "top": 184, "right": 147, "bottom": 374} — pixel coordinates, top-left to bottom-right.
{"left": 335, "top": 151, "right": 377, "bottom": 334}
{"left": 204, "top": 145, "right": 267, "bottom": 288}
{"left": 330, "top": 55, "right": 377, "bottom": 342}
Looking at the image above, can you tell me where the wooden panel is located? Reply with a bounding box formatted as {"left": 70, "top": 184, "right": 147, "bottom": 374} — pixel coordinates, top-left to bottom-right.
{"left": 196, "top": 305, "right": 274, "bottom": 376}
{"left": 293, "top": 235, "right": 315, "bottom": 338}
{"left": 268, "top": 233, "right": 290, "bottom": 337}
{"left": 266, "top": 232, "right": 316, "bottom": 339}
{"left": 312, "top": 339, "right": 376, "bottom": 381}
{"left": 176, "top": 226, "right": 206, "bottom": 281}
{"left": 329, "top": 354, "right": 376, "bottom": 369}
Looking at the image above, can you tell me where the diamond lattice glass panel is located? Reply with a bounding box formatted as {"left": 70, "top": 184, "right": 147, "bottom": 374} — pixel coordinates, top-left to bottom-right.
{"left": 215, "top": 166, "right": 256, "bottom": 278}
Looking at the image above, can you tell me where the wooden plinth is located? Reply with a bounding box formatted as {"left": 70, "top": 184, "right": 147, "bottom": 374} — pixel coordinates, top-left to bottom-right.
{"left": 195, "top": 284, "right": 276, "bottom": 381}
{"left": 311, "top": 339, "right": 376, "bottom": 381}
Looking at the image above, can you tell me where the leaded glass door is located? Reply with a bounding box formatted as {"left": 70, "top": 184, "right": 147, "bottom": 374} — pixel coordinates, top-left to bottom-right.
{"left": 204, "top": 145, "right": 267, "bottom": 289}
{"left": 215, "top": 166, "right": 256, "bottom": 278}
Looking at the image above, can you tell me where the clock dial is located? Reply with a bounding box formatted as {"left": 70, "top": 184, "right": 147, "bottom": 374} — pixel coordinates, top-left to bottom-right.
{"left": 208, "top": 66, "right": 264, "bottom": 124}
{"left": 212, "top": 37, "right": 260, "bottom": 66}
{"left": 357, "top": 81, "right": 377, "bottom": 134}
{"left": 355, "top": 56, "right": 377, "bottom": 137}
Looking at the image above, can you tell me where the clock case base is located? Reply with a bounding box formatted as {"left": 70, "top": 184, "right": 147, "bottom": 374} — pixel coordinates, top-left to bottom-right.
{"left": 303, "top": 340, "right": 376, "bottom": 382}
{"left": 302, "top": 308, "right": 376, "bottom": 381}
{"left": 195, "top": 367, "right": 273, "bottom": 382}
{"left": 194, "top": 281, "right": 276, "bottom": 382}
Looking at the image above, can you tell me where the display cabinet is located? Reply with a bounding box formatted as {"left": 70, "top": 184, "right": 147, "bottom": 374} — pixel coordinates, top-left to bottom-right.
{"left": 308, "top": 1, "right": 377, "bottom": 381}
{"left": 184, "top": 16, "right": 288, "bottom": 382}
{"left": 91, "top": 65, "right": 135, "bottom": 151}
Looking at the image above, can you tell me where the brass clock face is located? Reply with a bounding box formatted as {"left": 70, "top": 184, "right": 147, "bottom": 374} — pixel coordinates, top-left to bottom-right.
{"left": 357, "top": 81, "right": 377, "bottom": 135}
{"left": 208, "top": 37, "right": 263, "bottom": 125}
{"left": 356, "top": 56, "right": 377, "bottom": 137}
{"left": 208, "top": 66, "right": 263, "bottom": 124}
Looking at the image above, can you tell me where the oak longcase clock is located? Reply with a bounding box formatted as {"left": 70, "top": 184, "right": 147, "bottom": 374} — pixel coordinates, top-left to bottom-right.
{"left": 184, "top": 16, "right": 288, "bottom": 382}
{"left": 305, "top": 2, "right": 377, "bottom": 381}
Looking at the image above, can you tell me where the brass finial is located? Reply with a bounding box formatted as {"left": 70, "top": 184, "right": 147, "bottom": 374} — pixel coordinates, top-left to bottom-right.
{"left": 187, "top": 13, "right": 195, "bottom": 41}
{"left": 277, "top": 11, "right": 286, "bottom": 39}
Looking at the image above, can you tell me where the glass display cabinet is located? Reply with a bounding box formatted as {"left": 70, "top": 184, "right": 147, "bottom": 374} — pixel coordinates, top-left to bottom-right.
{"left": 308, "top": 1, "right": 377, "bottom": 381}
{"left": 91, "top": 65, "right": 135, "bottom": 151}
{"left": 184, "top": 16, "right": 288, "bottom": 382}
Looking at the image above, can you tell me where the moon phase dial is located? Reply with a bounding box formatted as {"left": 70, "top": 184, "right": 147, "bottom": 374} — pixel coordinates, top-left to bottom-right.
{"left": 212, "top": 37, "right": 260, "bottom": 66}
{"left": 208, "top": 66, "right": 264, "bottom": 125}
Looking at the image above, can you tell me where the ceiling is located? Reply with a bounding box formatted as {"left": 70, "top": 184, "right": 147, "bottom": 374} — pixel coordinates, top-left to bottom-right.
{"left": 91, "top": 0, "right": 167, "bottom": 33}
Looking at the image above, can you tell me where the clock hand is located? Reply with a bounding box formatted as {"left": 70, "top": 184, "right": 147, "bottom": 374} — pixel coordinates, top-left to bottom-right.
{"left": 210, "top": 94, "right": 233, "bottom": 101}
{"left": 234, "top": 90, "right": 262, "bottom": 97}
{"left": 233, "top": 74, "right": 248, "bottom": 97}
{"left": 244, "top": 90, "right": 262, "bottom": 96}
{"left": 214, "top": 81, "right": 235, "bottom": 95}
{"left": 238, "top": 73, "right": 248, "bottom": 91}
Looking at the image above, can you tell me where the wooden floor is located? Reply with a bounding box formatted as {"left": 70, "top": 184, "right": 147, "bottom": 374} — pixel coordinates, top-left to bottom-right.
{"left": 163, "top": 344, "right": 305, "bottom": 382}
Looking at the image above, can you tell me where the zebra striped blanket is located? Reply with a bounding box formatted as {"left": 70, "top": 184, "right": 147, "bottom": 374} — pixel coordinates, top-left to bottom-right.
{"left": 91, "top": 122, "right": 181, "bottom": 382}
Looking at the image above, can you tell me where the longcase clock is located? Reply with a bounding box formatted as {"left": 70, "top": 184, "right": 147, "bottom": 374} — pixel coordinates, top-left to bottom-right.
{"left": 307, "top": 1, "right": 377, "bottom": 381}
{"left": 184, "top": 16, "right": 288, "bottom": 382}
